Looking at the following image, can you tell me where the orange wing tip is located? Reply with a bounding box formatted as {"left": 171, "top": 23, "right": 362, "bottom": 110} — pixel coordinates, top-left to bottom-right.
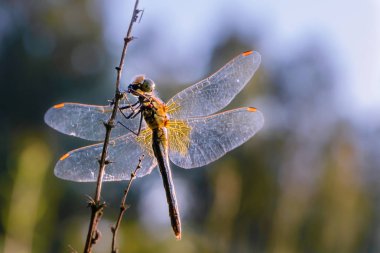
{"left": 53, "top": 103, "right": 65, "bottom": 109}
{"left": 175, "top": 233, "right": 182, "bottom": 240}
{"left": 247, "top": 107, "right": 257, "bottom": 112}
{"left": 242, "top": 50, "right": 253, "bottom": 56}
{"left": 59, "top": 153, "right": 70, "bottom": 161}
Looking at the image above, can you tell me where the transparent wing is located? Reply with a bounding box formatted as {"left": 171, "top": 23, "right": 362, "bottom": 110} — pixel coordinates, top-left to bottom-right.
{"left": 54, "top": 130, "right": 157, "bottom": 182}
{"left": 44, "top": 102, "right": 144, "bottom": 141}
{"left": 169, "top": 107, "right": 264, "bottom": 168}
{"left": 166, "top": 51, "right": 261, "bottom": 119}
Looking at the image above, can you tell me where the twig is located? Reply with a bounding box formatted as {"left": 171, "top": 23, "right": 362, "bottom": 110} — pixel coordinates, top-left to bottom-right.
{"left": 111, "top": 156, "right": 144, "bottom": 253}
{"left": 83, "top": 1, "right": 142, "bottom": 252}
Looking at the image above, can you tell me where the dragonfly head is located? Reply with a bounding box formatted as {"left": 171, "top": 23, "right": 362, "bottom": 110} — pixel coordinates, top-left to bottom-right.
{"left": 128, "top": 75, "right": 156, "bottom": 96}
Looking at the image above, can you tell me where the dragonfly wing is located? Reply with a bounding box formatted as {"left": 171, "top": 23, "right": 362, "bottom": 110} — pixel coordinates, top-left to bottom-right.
{"left": 166, "top": 51, "right": 261, "bottom": 119}
{"left": 169, "top": 107, "right": 264, "bottom": 168}
{"left": 44, "top": 102, "right": 144, "bottom": 141}
{"left": 55, "top": 130, "right": 157, "bottom": 182}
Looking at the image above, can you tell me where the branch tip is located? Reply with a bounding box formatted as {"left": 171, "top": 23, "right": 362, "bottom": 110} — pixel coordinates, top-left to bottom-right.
{"left": 111, "top": 156, "right": 143, "bottom": 251}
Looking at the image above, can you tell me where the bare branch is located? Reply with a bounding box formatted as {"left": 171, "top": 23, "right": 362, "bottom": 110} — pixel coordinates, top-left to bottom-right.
{"left": 111, "top": 156, "right": 144, "bottom": 253}
{"left": 83, "top": 1, "right": 142, "bottom": 252}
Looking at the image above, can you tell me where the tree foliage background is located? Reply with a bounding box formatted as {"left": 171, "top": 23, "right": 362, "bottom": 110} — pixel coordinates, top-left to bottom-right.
{"left": 0, "top": 1, "right": 379, "bottom": 252}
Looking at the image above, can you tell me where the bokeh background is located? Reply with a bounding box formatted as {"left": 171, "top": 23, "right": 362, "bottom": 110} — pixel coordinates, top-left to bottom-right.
{"left": 1, "top": 0, "right": 380, "bottom": 252}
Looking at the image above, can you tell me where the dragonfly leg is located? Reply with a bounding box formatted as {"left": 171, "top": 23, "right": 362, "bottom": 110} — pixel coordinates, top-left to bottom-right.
{"left": 119, "top": 108, "right": 134, "bottom": 119}
{"left": 119, "top": 101, "right": 139, "bottom": 110}
{"left": 130, "top": 109, "right": 142, "bottom": 119}
{"left": 117, "top": 110, "right": 143, "bottom": 136}
{"left": 118, "top": 103, "right": 141, "bottom": 119}
{"left": 136, "top": 112, "right": 143, "bottom": 135}
{"left": 117, "top": 121, "right": 139, "bottom": 136}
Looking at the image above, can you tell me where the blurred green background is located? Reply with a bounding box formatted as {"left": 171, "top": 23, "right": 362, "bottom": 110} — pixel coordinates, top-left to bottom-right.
{"left": 1, "top": 0, "right": 379, "bottom": 252}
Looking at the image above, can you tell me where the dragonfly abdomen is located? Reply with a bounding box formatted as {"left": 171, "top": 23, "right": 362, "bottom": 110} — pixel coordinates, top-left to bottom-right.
{"left": 152, "top": 127, "right": 182, "bottom": 239}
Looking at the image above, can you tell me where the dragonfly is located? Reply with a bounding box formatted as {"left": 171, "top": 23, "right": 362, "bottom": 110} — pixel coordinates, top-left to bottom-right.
{"left": 44, "top": 50, "right": 264, "bottom": 239}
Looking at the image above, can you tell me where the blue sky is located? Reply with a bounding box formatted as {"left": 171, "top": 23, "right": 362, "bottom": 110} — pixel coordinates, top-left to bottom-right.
{"left": 99, "top": 0, "right": 380, "bottom": 122}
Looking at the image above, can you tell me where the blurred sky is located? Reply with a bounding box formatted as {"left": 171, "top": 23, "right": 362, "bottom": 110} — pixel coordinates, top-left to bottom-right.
{"left": 100, "top": 0, "right": 380, "bottom": 123}
{"left": 1, "top": 0, "right": 380, "bottom": 252}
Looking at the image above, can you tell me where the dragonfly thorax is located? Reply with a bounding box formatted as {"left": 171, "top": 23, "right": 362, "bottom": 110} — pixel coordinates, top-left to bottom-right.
{"left": 142, "top": 97, "right": 168, "bottom": 130}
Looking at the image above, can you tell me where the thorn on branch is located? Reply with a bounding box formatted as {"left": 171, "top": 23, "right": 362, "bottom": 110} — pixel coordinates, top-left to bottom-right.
{"left": 102, "top": 120, "right": 108, "bottom": 128}
{"left": 132, "top": 9, "right": 143, "bottom": 23}
{"left": 92, "top": 230, "right": 102, "bottom": 244}
{"left": 97, "top": 157, "right": 109, "bottom": 166}
{"left": 103, "top": 120, "right": 116, "bottom": 130}
{"left": 108, "top": 99, "right": 115, "bottom": 106}
{"left": 138, "top": 9, "right": 144, "bottom": 23}
{"left": 116, "top": 91, "right": 124, "bottom": 100}
{"left": 96, "top": 202, "right": 107, "bottom": 213}
{"left": 87, "top": 196, "right": 96, "bottom": 207}
{"left": 124, "top": 36, "right": 136, "bottom": 44}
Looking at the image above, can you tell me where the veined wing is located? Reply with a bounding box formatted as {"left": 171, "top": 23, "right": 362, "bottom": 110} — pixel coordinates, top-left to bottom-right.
{"left": 166, "top": 51, "right": 261, "bottom": 119}
{"left": 55, "top": 130, "right": 157, "bottom": 182}
{"left": 44, "top": 102, "right": 144, "bottom": 141}
{"left": 169, "top": 107, "right": 264, "bottom": 168}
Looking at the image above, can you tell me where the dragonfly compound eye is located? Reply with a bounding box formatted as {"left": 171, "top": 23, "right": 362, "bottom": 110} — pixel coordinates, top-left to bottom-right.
{"left": 141, "top": 78, "right": 155, "bottom": 92}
